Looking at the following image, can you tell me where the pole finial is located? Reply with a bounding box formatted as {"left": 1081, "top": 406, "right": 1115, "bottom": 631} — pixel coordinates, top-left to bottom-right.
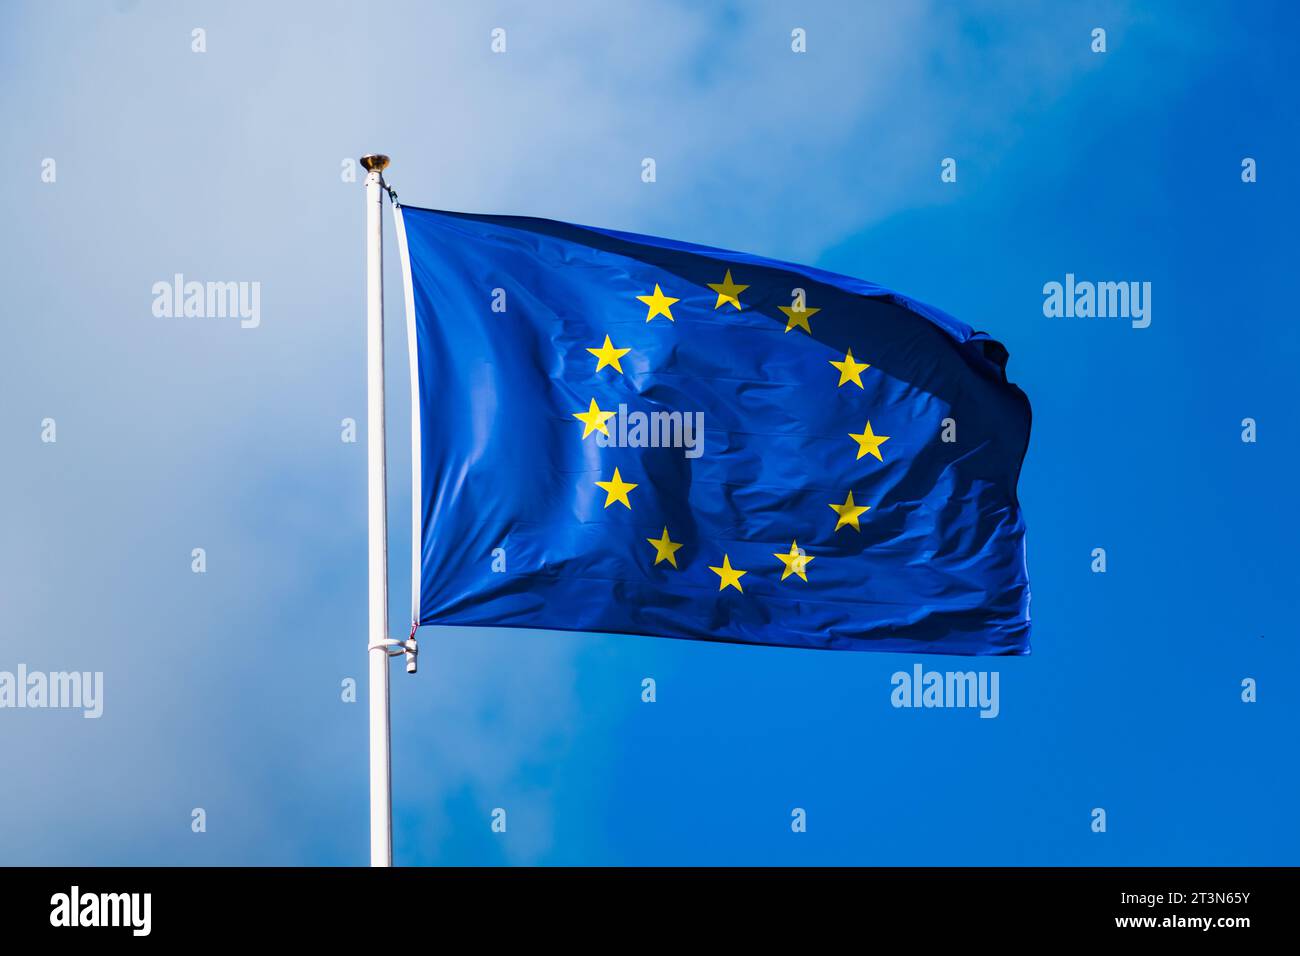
{"left": 360, "top": 154, "right": 390, "bottom": 172}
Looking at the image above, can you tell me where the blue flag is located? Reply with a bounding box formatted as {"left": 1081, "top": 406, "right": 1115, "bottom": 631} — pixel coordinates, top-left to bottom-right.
{"left": 395, "top": 207, "right": 1031, "bottom": 655}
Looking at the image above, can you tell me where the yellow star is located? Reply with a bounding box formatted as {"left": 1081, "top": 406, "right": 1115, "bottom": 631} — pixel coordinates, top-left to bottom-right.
{"left": 594, "top": 468, "right": 638, "bottom": 509}
{"left": 586, "top": 334, "right": 631, "bottom": 374}
{"left": 708, "top": 554, "right": 747, "bottom": 592}
{"left": 829, "top": 491, "right": 870, "bottom": 532}
{"left": 778, "top": 302, "right": 820, "bottom": 334}
{"left": 773, "top": 540, "right": 815, "bottom": 582}
{"left": 707, "top": 269, "right": 748, "bottom": 310}
{"left": 572, "top": 398, "right": 617, "bottom": 439}
{"left": 829, "top": 348, "right": 870, "bottom": 388}
{"left": 646, "top": 527, "right": 683, "bottom": 568}
{"left": 637, "top": 283, "right": 679, "bottom": 322}
{"left": 849, "top": 421, "right": 890, "bottom": 461}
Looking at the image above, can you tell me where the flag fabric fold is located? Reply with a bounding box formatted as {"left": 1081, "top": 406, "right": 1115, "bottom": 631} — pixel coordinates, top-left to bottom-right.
{"left": 395, "top": 206, "right": 1031, "bottom": 655}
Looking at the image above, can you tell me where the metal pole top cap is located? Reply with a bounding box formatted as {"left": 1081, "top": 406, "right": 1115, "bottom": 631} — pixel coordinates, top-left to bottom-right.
{"left": 360, "top": 154, "right": 390, "bottom": 172}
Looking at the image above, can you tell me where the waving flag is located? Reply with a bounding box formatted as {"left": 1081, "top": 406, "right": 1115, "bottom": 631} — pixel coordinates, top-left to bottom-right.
{"left": 394, "top": 207, "right": 1031, "bottom": 655}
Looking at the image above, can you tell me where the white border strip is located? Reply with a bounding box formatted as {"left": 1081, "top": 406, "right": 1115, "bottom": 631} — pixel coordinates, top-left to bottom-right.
{"left": 391, "top": 202, "right": 422, "bottom": 630}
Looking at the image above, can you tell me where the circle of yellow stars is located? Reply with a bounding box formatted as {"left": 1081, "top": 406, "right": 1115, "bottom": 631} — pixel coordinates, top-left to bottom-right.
{"left": 566, "top": 270, "right": 896, "bottom": 594}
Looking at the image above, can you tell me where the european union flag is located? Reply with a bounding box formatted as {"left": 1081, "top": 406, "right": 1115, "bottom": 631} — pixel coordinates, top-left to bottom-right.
{"left": 395, "top": 206, "right": 1031, "bottom": 656}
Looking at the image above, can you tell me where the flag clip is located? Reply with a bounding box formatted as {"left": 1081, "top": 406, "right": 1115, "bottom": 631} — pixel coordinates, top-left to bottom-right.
{"left": 368, "top": 626, "right": 419, "bottom": 675}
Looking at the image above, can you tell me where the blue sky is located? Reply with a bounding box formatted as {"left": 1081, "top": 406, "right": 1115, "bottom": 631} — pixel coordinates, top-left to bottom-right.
{"left": 1, "top": 0, "right": 1296, "bottom": 865}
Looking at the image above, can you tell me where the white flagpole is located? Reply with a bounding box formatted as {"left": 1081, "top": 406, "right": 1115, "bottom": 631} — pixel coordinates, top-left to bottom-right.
{"left": 362, "top": 153, "right": 393, "bottom": 867}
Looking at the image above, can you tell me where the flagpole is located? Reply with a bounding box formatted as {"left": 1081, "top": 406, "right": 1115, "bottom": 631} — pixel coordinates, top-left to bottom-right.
{"left": 362, "top": 152, "right": 393, "bottom": 867}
